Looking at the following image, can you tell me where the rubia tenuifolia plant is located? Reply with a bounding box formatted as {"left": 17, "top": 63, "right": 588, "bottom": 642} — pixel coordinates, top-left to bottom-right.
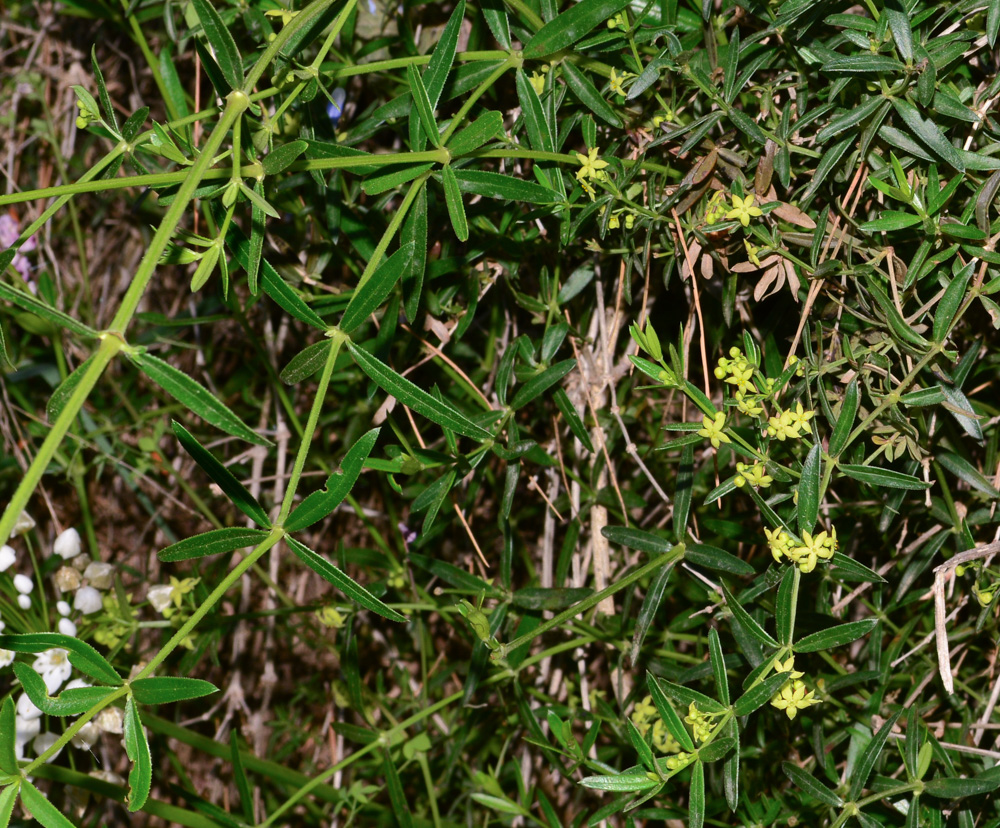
{"left": 2, "top": 0, "right": 1000, "bottom": 825}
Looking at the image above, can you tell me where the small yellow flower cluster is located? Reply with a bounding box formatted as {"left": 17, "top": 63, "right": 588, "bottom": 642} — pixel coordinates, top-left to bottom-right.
{"left": 704, "top": 191, "right": 729, "bottom": 225}
{"left": 599, "top": 205, "right": 636, "bottom": 230}
{"left": 607, "top": 11, "right": 627, "bottom": 29}
{"left": 608, "top": 68, "right": 635, "bottom": 96}
{"left": 631, "top": 695, "right": 681, "bottom": 755}
{"left": 529, "top": 65, "right": 549, "bottom": 95}
{"left": 726, "top": 194, "right": 763, "bottom": 227}
{"left": 714, "top": 347, "right": 757, "bottom": 395}
{"left": 664, "top": 751, "right": 691, "bottom": 770}
{"left": 770, "top": 657, "right": 821, "bottom": 719}
{"left": 684, "top": 702, "right": 720, "bottom": 743}
{"left": 767, "top": 402, "right": 815, "bottom": 441}
{"left": 734, "top": 461, "right": 772, "bottom": 489}
{"left": 765, "top": 527, "right": 838, "bottom": 573}
{"left": 697, "top": 412, "right": 731, "bottom": 449}
{"left": 575, "top": 147, "right": 608, "bottom": 200}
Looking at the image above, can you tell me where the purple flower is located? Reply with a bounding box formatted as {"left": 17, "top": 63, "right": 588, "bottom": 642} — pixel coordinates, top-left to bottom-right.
{"left": 0, "top": 214, "right": 37, "bottom": 282}
{"left": 326, "top": 87, "right": 346, "bottom": 128}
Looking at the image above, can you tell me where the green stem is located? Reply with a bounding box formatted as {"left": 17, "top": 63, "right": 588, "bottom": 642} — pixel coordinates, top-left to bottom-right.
{"left": 442, "top": 58, "right": 517, "bottom": 145}
{"left": 498, "top": 547, "right": 684, "bottom": 658}
{"left": 136, "top": 528, "right": 284, "bottom": 679}
{"left": 356, "top": 175, "right": 428, "bottom": 293}
{"left": 504, "top": 0, "right": 544, "bottom": 30}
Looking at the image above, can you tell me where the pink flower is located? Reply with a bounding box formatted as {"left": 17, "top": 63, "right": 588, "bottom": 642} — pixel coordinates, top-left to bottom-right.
{"left": 0, "top": 214, "right": 37, "bottom": 283}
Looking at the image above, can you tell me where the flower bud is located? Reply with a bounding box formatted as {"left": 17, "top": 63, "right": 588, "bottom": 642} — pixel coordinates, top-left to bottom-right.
{"left": 54, "top": 528, "right": 81, "bottom": 560}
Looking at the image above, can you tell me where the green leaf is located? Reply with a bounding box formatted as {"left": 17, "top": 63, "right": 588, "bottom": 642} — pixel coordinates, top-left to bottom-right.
{"left": 708, "top": 628, "right": 729, "bottom": 706}
{"left": 775, "top": 567, "right": 797, "bottom": 646}
{"left": 524, "top": 0, "right": 630, "bottom": 58}
{"left": 191, "top": 0, "right": 243, "bottom": 90}
{"left": 238, "top": 181, "right": 280, "bottom": 219}
{"left": 512, "top": 587, "right": 593, "bottom": 610}
{"left": 795, "top": 618, "right": 879, "bottom": 652}
{"left": 91, "top": 46, "right": 119, "bottom": 133}
{"left": 285, "top": 536, "right": 406, "bottom": 622}
{"left": 0, "top": 785, "right": 16, "bottom": 828}
{"left": 631, "top": 558, "right": 676, "bottom": 664}
{"left": 925, "top": 767, "right": 1000, "bottom": 799}
{"left": 158, "top": 527, "right": 270, "bottom": 562}
{"left": 440, "top": 165, "right": 469, "bottom": 241}
{"left": 940, "top": 387, "right": 984, "bottom": 441}
{"left": 685, "top": 543, "right": 755, "bottom": 576}
{"left": 21, "top": 780, "right": 77, "bottom": 828}
{"left": 453, "top": 169, "right": 557, "bottom": 204}
{"left": 647, "top": 674, "right": 695, "bottom": 752}
{"left": 690, "top": 760, "right": 705, "bottom": 828}
{"left": 933, "top": 261, "right": 975, "bottom": 342}
{"left": 130, "top": 677, "right": 219, "bottom": 705}
{"left": 516, "top": 69, "right": 554, "bottom": 153}
{"left": 171, "top": 421, "right": 271, "bottom": 527}
{"left": 552, "top": 388, "right": 594, "bottom": 452}
{"left": 797, "top": 443, "right": 821, "bottom": 535}
{"left": 406, "top": 64, "right": 441, "bottom": 148}
{"left": 849, "top": 709, "right": 902, "bottom": 800}
{"left": 732, "top": 672, "right": 788, "bottom": 716}
{"left": 47, "top": 353, "right": 97, "bottom": 421}
{"left": 362, "top": 163, "right": 435, "bottom": 196}
{"left": 124, "top": 696, "right": 152, "bottom": 811}
{"left": 409, "top": 553, "right": 502, "bottom": 597}
{"left": 0, "top": 632, "right": 121, "bottom": 686}
{"left": 783, "top": 762, "right": 844, "bottom": 807}
{"left": 447, "top": 110, "right": 504, "bottom": 155}
{"left": 347, "top": 341, "right": 490, "bottom": 440}
{"left": 728, "top": 108, "right": 768, "bottom": 144}
{"left": 128, "top": 351, "right": 269, "bottom": 446}
{"left": 625, "top": 718, "right": 655, "bottom": 771}
{"left": 247, "top": 179, "right": 265, "bottom": 295}
{"left": 816, "top": 96, "right": 886, "bottom": 142}
{"left": 0, "top": 699, "right": 16, "bottom": 775}
{"left": 647, "top": 677, "right": 727, "bottom": 714}
{"left": 383, "top": 748, "right": 415, "bottom": 828}
{"left": 280, "top": 339, "right": 333, "bottom": 385}
{"left": 561, "top": 61, "right": 622, "bottom": 127}
{"left": 510, "top": 359, "right": 577, "bottom": 409}
{"left": 885, "top": 0, "right": 913, "bottom": 61}
{"left": 990, "top": 0, "right": 1000, "bottom": 48}
{"left": 937, "top": 451, "right": 998, "bottom": 496}
{"left": 830, "top": 551, "right": 886, "bottom": 582}
{"left": 697, "top": 736, "right": 736, "bottom": 764}
{"left": 892, "top": 98, "right": 965, "bottom": 171}
{"left": 0, "top": 281, "right": 98, "bottom": 340}
{"left": 721, "top": 582, "right": 779, "bottom": 648}
{"left": 838, "top": 464, "right": 932, "bottom": 490}
{"left": 285, "top": 428, "right": 380, "bottom": 532}
{"left": 340, "top": 243, "right": 415, "bottom": 334}
{"left": 580, "top": 766, "right": 659, "bottom": 792}
{"left": 859, "top": 211, "right": 922, "bottom": 232}
{"left": 262, "top": 140, "right": 308, "bottom": 175}
{"left": 423, "top": 0, "right": 465, "bottom": 108}
{"left": 12, "top": 662, "right": 115, "bottom": 716}
{"left": 402, "top": 181, "right": 428, "bottom": 323}
{"left": 602, "top": 525, "right": 671, "bottom": 555}
{"left": 829, "top": 378, "right": 859, "bottom": 457}
{"left": 481, "top": 0, "right": 511, "bottom": 48}
{"left": 821, "top": 54, "right": 905, "bottom": 74}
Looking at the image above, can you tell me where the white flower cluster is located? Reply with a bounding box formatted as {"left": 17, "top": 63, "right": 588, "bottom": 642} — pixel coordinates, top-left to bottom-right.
{"left": 1, "top": 515, "right": 123, "bottom": 762}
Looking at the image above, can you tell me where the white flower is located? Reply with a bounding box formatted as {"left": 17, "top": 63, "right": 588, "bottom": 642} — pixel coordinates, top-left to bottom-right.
{"left": 58, "top": 617, "right": 78, "bottom": 637}
{"left": 33, "top": 648, "right": 72, "bottom": 694}
{"left": 83, "top": 561, "right": 113, "bottom": 590}
{"left": 0, "top": 648, "right": 13, "bottom": 668}
{"left": 74, "top": 586, "right": 102, "bottom": 615}
{"left": 17, "top": 594, "right": 31, "bottom": 610}
{"left": 17, "top": 693, "right": 42, "bottom": 720}
{"left": 147, "top": 584, "right": 173, "bottom": 614}
{"left": 0, "top": 545, "right": 15, "bottom": 572}
{"left": 57, "top": 600, "right": 71, "bottom": 616}
{"left": 89, "top": 769, "right": 125, "bottom": 786}
{"left": 54, "top": 566, "right": 81, "bottom": 592}
{"left": 11, "top": 510, "right": 35, "bottom": 537}
{"left": 13, "top": 573, "right": 33, "bottom": 594}
{"left": 64, "top": 678, "right": 91, "bottom": 691}
{"left": 72, "top": 720, "right": 101, "bottom": 750}
{"left": 95, "top": 707, "right": 123, "bottom": 734}
{"left": 15, "top": 714, "right": 40, "bottom": 757}
{"left": 32, "top": 731, "right": 62, "bottom": 762}
{"left": 54, "top": 528, "right": 81, "bottom": 560}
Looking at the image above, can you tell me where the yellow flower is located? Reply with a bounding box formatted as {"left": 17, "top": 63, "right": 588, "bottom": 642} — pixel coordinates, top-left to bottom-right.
{"left": 697, "top": 412, "right": 731, "bottom": 449}
{"left": 575, "top": 147, "right": 609, "bottom": 182}
{"left": 770, "top": 678, "right": 821, "bottom": 719}
{"left": 704, "top": 191, "right": 728, "bottom": 225}
{"left": 529, "top": 72, "right": 546, "bottom": 96}
{"left": 725, "top": 194, "right": 763, "bottom": 227}
{"left": 744, "top": 239, "right": 761, "bottom": 266}
{"left": 609, "top": 213, "right": 620, "bottom": 230}
{"left": 608, "top": 68, "right": 633, "bottom": 96}
{"left": 264, "top": 8, "right": 299, "bottom": 25}
{"left": 725, "top": 362, "right": 756, "bottom": 395}
{"left": 579, "top": 179, "right": 596, "bottom": 200}
{"left": 734, "top": 392, "right": 763, "bottom": 417}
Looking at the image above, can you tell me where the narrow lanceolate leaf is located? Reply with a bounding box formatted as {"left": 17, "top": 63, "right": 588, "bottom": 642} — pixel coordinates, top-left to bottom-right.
{"left": 510, "top": 359, "right": 577, "bottom": 409}
{"left": 231, "top": 731, "right": 254, "bottom": 824}
{"left": 602, "top": 525, "right": 672, "bottom": 555}
{"left": 690, "top": 761, "right": 706, "bottom": 828}
{"left": 795, "top": 618, "right": 879, "bottom": 652}
{"left": 516, "top": 69, "right": 554, "bottom": 153}
{"left": 0, "top": 698, "right": 17, "bottom": 774}
{"left": 940, "top": 388, "right": 985, "bottom": 442}
{"left": 124, "top": 696, "right": 152, "bottom": 811}
{"left": 12, "top": 662, "right": 115, "bottom": 716}
{"left": 340, "top": 243, "right": 415, "bottom": 334}
{"left": 849, "top": 710, "right": 903, "bottom": 800}
{"left": 561, "top": 61, "right": 622, "bottom": 127}
{"left": 423, "top": 0, "right": 465, "bottom": 107}
{"left": 775, "top": 567, "right": 797, "bottom": 646}
{"left": 932, "top": 261, "right": 974, "bottom": 342}
{"left": 261, "top": 140, "right": 308, "bottom": 175}
{"left": 280, "top": 339, "right": 333, "bottom": 385}
{"left": 158, "top": 527, "right": 270, "bottom": 562}
{"left": 47, "top": 353, "right": 97, "bottom": 421}
{"left": 632, "top": 558, "right": 677, "bottom": 664}
{"left": 481, "top": 0, "right": 511, "bottom": 48}
{"left": 647, "top": 674, "right": 695, "bottom": 752}
{"left": 347, "top": 341, "right": 490, "bottom": 440}
{"left": 829, "top": 378, "right": 859, "bottom": 457}
{"left": 0, "top": 785, "right": 16, "bottom": 828}
{"left": 285, "top": 429, "right": 380, "bottom": 532}
{"left": 838, "top": 464, "right": 932, "bottom": 490}
{"left": 990, "top": 0, "right": 1000, "bottom": 48}
{"left": 402, "top": 181, "right": 428, "bottom": 323}
{"left": 285, "top": 536, "right": 406, "bottom": 622}
{"left": 783, "top": 762, "right": 844, "bottom": 807}
{"left": 130, "top": 677, "right": 219, "bottom": 705}
{"left": 821, "top": 54, "right": 905, "bottom": 74}
{"left": 191, "top": 0, "right": 243, "bottom": 90}
{"left": 447, "top": 110, "right": 504, "bottom": 155}
{"left": 21, "top": 780, "right": 78, "bottom": 828}
{"left": 0, "top": 632, "right": 122, "bottom": 686}
{"left": 885, "top": 0, "right": 913, "bottom": 61}
{"left": 892, "top": 98, "right": 965, "bottom": 171}
{"left": 247, "top": 179, "right": 266, "bottom": 295}
{"left": 406, "top": 65, "right": 441, "bottom": 148}
{"left": 172, "top": 421, "right": 271, "bottom": 527}
{"left": 721, "top": 583, "right": 779, "bottom": 648}
{"left": 453, "top": 169, "right": 557, "bottom": 204}
{"left": 925, "top": 767, "right": 1000, "bottom": 799}
{"left": 732, "top": 672, "right": 789, "bottom": 716}
{"left": 383, "top": 748, "right": 415, "bottom": 828}
{"left": 440, "top": 165, "right": 469, "bottom": 241}
{"left": 580, "top": 767, "right": 659, "bottom": 792}
{"left": 524, "top": 0, "right": 630, "bottom": 58}
{"left": 128, "top": 351, "right": 269, "bottom": 446}
{"left": 626, "top": 718, "right": 656, "bottom": 771}
{"left": 684, "top": 544, "right": 755, "bottom": 576}
{"left": 708, "top": 628, "right": 730, "bottom": 706}
{"left": 937, "top": 451, "right": 998, "bottom": 496}
{"left": 797, "top": 443, "right": 821, "bottom": 536}
{"left": 553, "top": 387, "right": 594, "bottom": 452}
{"left": 0, "top": 281, "right": 98, "bottom": 339}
